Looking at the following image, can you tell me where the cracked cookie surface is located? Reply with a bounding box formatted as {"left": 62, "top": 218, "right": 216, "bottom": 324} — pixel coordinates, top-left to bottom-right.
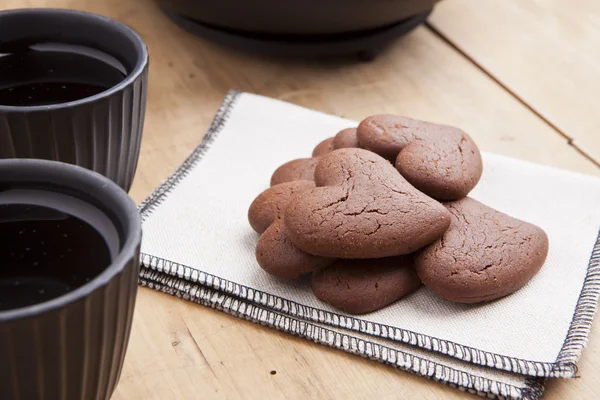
{"left": 415, "top": 197, "right": 549, "bottom": 303}
{"left": 311, "top": 256, "right": 421, "bottom": 314}
{"left": 248, "top": 180, "right": 333, "bottom": 279}
{"left": 284, "top": 148, "right": 451, "bottom": 259}
{"left": 357, "top": 115, "right": 483, "bottom": 200}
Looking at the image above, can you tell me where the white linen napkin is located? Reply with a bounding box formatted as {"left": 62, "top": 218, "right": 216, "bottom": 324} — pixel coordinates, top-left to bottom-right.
{"left": 138, "top": 91, "right": 600, "bottom": 399}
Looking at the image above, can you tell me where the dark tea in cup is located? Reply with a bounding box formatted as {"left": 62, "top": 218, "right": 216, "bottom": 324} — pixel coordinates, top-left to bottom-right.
{"left": 0, "top": 189, "right": 121, "bottom": 311}
{"left": 0, "top": 41, "right": 127, "bottom": 107}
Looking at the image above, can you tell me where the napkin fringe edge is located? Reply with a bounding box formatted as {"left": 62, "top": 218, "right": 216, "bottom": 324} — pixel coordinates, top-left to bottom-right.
{"left": 139, "top": 267, "right": 545, "bottom": 400}
{"left": 554, "top": 226, "right": 600, "bottom": 374}
{"left": 139, "top": 252, "right": 570, "bottom": 378}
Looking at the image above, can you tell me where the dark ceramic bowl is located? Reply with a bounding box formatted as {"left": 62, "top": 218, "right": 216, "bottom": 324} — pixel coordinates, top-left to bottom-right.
{"left": 0, "top": 159, "right": 141, "bottom": 400}
{"left": 158, "top": 0, "right": 437, "bottom": 35}
{"left": 0, "top": 9, "right": 149, "bottom": 192}
{"left": 157, "top": 0, "right": 437, "bottom": 57}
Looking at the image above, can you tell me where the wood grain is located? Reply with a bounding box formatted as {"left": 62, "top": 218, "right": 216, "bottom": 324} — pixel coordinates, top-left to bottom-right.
{"left": 2, "top": 0, "right": 600, "bottom": 399}
{"left": 428, "top": 0, "right": 600, "bottom": 163}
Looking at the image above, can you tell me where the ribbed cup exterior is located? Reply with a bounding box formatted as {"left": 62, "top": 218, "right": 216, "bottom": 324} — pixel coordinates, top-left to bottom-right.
{"left": 0, "top": 65, "right": 148, "bottom": 192}
{"left": 0, "top": 247, "right": 140, "bottom": 400}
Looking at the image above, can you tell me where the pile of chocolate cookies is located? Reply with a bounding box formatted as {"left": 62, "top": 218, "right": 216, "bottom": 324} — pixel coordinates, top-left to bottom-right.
{"left": 248, "top": 115, "right": 549, "bottom": 314}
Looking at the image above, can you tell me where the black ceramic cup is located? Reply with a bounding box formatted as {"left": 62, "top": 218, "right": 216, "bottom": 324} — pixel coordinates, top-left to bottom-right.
{"left": 0, "top": 159, "right": 141, "bottom": 400}
{"left": 0, "top": 8, "right": 149, "bottom": 192}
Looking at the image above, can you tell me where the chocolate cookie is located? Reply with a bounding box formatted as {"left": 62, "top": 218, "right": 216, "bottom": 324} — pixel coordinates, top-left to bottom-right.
{"left": 256, "top": 219, "right": 333, "bottom": 279}
{"left": 248, "top": 180, "right": 333, "bottom": 279}
{"left": 285, "top": 148, "right": 451, "bottom": 259}
{"left": 415, "top": 197, "right": 549, "bottom": 303}
{"left": 248, "top": 180, "right": 316, "bottom": 234}
{"left": 312, "top": 137, "right": 335, "bottom": 157}
{"left": 270, "top": 158, "right": 319, "bottom": 186}
{"left": 332, "top": 128, "right": 359, "bottom": 150}
{"left": 311, "top": 256, "right": 421, "bottom": 314}
{"left": 357, "top": 115, "right": 483, "bottom": 200}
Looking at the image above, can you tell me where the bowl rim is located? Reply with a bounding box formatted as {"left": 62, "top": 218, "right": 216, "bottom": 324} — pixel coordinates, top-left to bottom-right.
{"left": 0, "top": 159, "right": 141, "bottom": 322}
{"left": 0, "top": 8, "right": 148, "bottom": 113}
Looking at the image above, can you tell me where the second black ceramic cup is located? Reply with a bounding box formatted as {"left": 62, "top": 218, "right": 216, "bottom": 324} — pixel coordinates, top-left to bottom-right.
{"left": 0, "top": 159, "right": 141, "bottom": 400}
{"left": 0, "top": 8, "right": 149, "bottom": 192}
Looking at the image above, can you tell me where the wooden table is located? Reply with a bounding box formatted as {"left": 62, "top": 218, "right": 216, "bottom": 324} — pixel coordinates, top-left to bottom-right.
{"left": 5, "top": 0, "right": 600, "bottom": 398}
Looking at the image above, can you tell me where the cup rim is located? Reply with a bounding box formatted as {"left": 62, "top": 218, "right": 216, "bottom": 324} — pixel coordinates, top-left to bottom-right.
{"left": 0, "top": 8, "right": 149, "bottom": 113}
{"left": 0, "top": 159, "right": 141, "bottom": 322}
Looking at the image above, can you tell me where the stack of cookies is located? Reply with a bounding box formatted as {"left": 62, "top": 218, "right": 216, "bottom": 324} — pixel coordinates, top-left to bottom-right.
{"left": 248, "top": 115, "right": 549, "bottom": 314}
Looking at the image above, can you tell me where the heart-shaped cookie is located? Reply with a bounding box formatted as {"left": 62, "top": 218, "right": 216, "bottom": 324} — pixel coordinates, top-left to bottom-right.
{"left": 285, "top": 148, "right": 451, "bottom": 259}
{"left": 270, "top": 158, "right": 320, "bottom": 186}
{"left": 415, "top": 197, "right": 549, "bottom": 303}
{"left": 311, "top": 256, "right": 421, "bottom": 314}
{"left": 357, "top": 115, "right": 483, "bottom": 200}
{"left": 248, "top": 180, "right": 333, "bottom": 279}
